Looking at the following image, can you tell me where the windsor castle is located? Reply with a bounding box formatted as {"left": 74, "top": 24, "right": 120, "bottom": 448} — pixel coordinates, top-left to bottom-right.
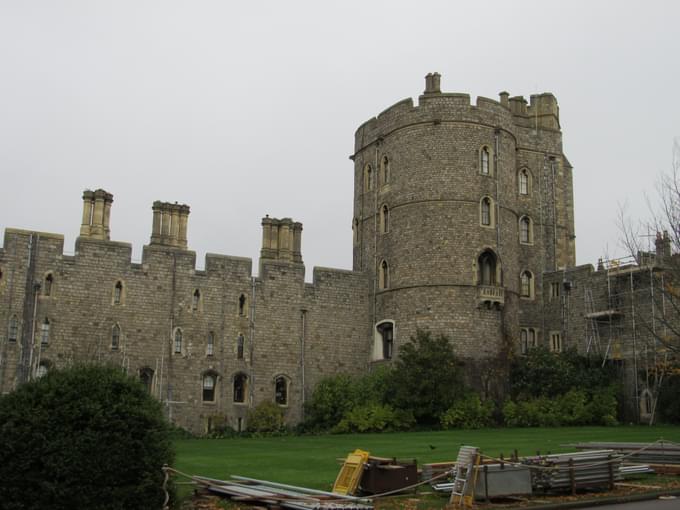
{"left": 0, "top": 74, "right": 667, "bottom": 432}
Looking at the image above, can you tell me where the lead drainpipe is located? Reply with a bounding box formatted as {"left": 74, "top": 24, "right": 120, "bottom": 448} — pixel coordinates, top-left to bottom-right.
{"left": 372, "top": 142, "right": 380, "bottom": 342}
{"left": 27, "top": 282, "right": 40, "bottom": 381}
{"left": 300, "top": 309, "right": 307, "bottom": 420}
{"left": 494, "top": 129, "right": 501, "bottom": 250}
{"left": 249, "top": 275, "right": 256, "bottom": 406}
{"left": 550, "top": 157, "right": 558, "bottom": 269}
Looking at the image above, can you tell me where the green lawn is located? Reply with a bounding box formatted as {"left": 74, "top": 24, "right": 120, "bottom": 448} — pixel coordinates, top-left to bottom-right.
{"left": 174, "top": 426, "right": 680, "bottom": 491}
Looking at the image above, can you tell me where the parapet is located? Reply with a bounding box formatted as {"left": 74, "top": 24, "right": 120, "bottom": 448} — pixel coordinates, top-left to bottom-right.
{"left": 80, "top": 189, "right": 113, "bottom": 240}
{"left": 150, "top": 201, "right": 190, "bottom": 249}
{"left": 260, "top": 216, "right": 303, "bottom": 264}
{"left": 354, "top": 73, "right": 561, "bottom": 153}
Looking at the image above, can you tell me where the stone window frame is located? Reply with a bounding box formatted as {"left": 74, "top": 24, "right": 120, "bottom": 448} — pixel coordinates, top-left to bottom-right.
{"left": 43, "top": 272, "right": 55, "bottom": 297}
{"left": 112, "top": 280, "right": 125, "bottom": 305}
{"left": 520, "top": 327, "right": 538, "bottom": 354}
{"left": 352, "top": 218, "right": 360, "bottom": 244}
{"left": 232, "top": 372, "right": 248, "bottom": 404}
{"left": 380, "top": 204, "right": 390, "bottom": 234}
{"left": 238, "top": 293, "right": 248, "bottom": 317}
{"left": 549, "top": 331, "right": 562, "bottom": 353}
{"left": 549, "top": 281, "right": 561, "bottom": 301}
{"left": 36, "top": 359, "right": 51, "bottom": 378}
{"left": 479, "top": 145, "right": 494, "bottom": 177}
{"left": 476, "top": 249, "right": 502, "bottom": 286}
{"left": 206, "top": 331, "right": 215, "bottom": 357}
{"left": 8, "top": 315, "right": 19, "bottom": 342}
{"left": 518, "top": 167, "right": 532, "bottom": 195}
{"left": 374, "top": 320, "right": 395, "bottom": 361}
{"left": 379, "top": 259, "right": 390, "bottom": 290}
{"left": 519, "top": 215, "right": 533, "bottom": 245}
{"left": 363, "top": 163, "right": 373, "bottom": 192}
{"left": 202, "top": 370, "right": 220, "bottom": 403}
{"left": 479, "top": 196, "right": 495, "bottom": 228}
{"left": 640, "top": 388, "right": 654, "bottom": 416}
{"left": 173, "top": 327, "right": 183, "bottom": 355}
{"left": 111, "top": 323, "right": 121, "bottom": 351}
{"left": 39, "top": 317, "right": 50, "bottom": 344}
{"left": 191, "top": 289, "right": 202, "bottom": 312}
{"left": 140, "top": 367, "right": 154, "bottom": 394}
{"left": 274, "top": 374, "right": 291, "bottom": 407}
{"left": 379, "top": 155, "right": 390, "bottom": 188}
{"left": 236, "top": 333, "right": 245, "bottom": 360}
{"left": 520, "top": 270, "right": 534, "bottom": 299}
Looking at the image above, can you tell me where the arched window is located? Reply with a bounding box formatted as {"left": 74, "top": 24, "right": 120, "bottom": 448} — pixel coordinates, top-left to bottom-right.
{"left": 111, "top": 324, "right": 121, "bottom": 350}
{"left": 140, "top": 368, "right": 154, "bottom": 393}
{"left": 364, "top": 164, "right": 373, "bottom": 191}
{"left": 519, "top": 169, "right": 529, "bottom": 195}
{"left": 519, "top": 216, "right": 532, "bottom": 244}
{"left": 379, "top": 260, "right": 389, "bottom": 290}
{"left": 380, "top": 205, "right": 389, "bottom": 234}
{"left": 520, "top": 329, "right": 528, "bottom": 354}
{"left": 36, "top": 361, "right": 49, "bottom": 378}
{"left": 174, "top": 328, "right": 183, "bottom": 354}
{"left": 377, "top": 321, "right": 394, "bottom": 360}
{"left": 238, "top": 294, "right": 246, "bottom": 316}
{"left": 480, "top": 146, "right": 490, "bottom": 175}
{"left": 353, "top": 218, "right": 360, "bottom": 244}
{"left": 113, "top": 281, "right": 123, "bottom": 305}
{"left": 640, "top": 389, "right": 653, "bottom": 415}
{"left": 480, "top": 197, "right": 493, "bottom": 226}
{"left": 203, "top": 372, "right": 218, "bottom": 402}
{"left": 275, "top": 376, "right": 289, "bottom": 406}
{"left": 237, "top": 333, "right": 245, "bottom": 360}
{"left": 40, "top": 318, "right": 50, "bottom": 344}
{"left": 44, "top": 274, "right": 53, "bottom": 296}
{"left": 192, "top": 289, "right": 201, "bottom": 311}
{"left": 233, "top": 373, "right": 248, "bottom": 403}
{"left": 529, "top": 328, "right": 537, "bottom": 348}
{"left": 520, "top": 271, "right": 533, "bottom": 298}
{"left": 207, "top": 331, "right": 215, "bottom": 356}
{"left": 477, "top": 251, "right": 498, "bottom": 286}
{"left": 380, "top": 156, "right": 390, "bottom": 186}
{"left": 8, "top": 315, "right": 18, "bottom": 342}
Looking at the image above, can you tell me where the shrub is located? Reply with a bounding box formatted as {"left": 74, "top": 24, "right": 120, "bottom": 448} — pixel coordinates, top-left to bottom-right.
{"left": 247, "top": 401, "right": 286, "bottom": 433}
{"left": 0, "top": 364, "right": 174, "bottom": 510}
{"left": 334, "top": 403, "right": 415, "bottom": 433}
{"left": 302, "top": 374, "right": 360, "bottom": 431}
{"left": 388, "top": 330, "right": 465, "bottom": 425}
{"left": 440, "top": 394, "right": 494, "bottom": 429}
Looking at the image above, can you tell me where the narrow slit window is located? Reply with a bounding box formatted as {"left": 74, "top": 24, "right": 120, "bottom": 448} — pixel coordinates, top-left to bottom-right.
{"left": 8, "top": 315, "right": 18, "bottom": 342}
{"left": 111, "top": 324, "right": 120, "bottom": 350}
{"left": 238, "top": 294, "right": 246, "bottom": 316}
{"left": 207, "top": 331, "right": 215, "bottom": 356}
{"left": 275, "top": 376, "right": 288, "bottom": 405}
{"left": 233, "top": 373, "right": 247, "bottom": 403}
{"left": 192, "top": 289, "right": 200, "bottom": 311}
{"left": 481, "top": 198, "right": 491, "bottom": 226}
{"left": 237, "top": 334, "right": 245, "bottom": 360}
{"left": 44, "top": 274, "right": 53, "bottom": 296}
{"left": 40, "top": 318, "right": 50, "bottom": 344}
{"left": 174, "top": 329, "right": 183, "bottom": 353}
{"left": 203, "top": 373, "right": 216, "bottom": 402}
{"left": 114, "top": 281, "right": 123, "bottom": 304}
{"left": 481, "top": 147, "right": 490, "bottom": 175}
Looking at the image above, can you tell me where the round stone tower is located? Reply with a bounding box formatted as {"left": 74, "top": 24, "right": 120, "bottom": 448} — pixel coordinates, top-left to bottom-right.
{"left": 351, "top": 73, "right": 575, "bottom": 382}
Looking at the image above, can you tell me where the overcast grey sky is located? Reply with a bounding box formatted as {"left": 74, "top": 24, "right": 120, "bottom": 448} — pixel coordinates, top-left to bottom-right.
{"left": 1, "top": 1, "right": 679, "bottom": 276}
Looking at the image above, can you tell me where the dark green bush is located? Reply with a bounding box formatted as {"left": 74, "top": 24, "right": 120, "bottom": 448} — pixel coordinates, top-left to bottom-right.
{"left": 302, "top": 374, "right": 360, "bottom": 431}
{"left": 0, "top": 364, "right": 174, "bottom": 510}
{"left": 388, "top": 330, "right": 465, "bottom": 426}
{"left": 440, "top": 394, "right": 494, "bottom": 429}
{"left": 334, "top": 403, "right": 415, "bottom": 433}
{"left": 247, "top": 401, "right": 286, "bottom": 433}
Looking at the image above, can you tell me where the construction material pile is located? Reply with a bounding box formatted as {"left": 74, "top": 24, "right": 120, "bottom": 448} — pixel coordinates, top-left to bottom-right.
{"left": 569, "top": 441, "right": 680, "bottom": 465}
{"left": 523, "top": 450, "right": 623, "bottom": 493}
{"left": 197, "top": 475, "right": 373, "bottom": 510}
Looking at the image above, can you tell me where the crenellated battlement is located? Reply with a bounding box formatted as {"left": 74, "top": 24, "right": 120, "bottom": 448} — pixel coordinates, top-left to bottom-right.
{"left": 354, "top": 73, "right": 561, "bottom": 154}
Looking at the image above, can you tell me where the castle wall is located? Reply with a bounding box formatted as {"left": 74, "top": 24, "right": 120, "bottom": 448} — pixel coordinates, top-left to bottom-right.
{"left": 0, "top": 228, "right": 369, "bottom": 434}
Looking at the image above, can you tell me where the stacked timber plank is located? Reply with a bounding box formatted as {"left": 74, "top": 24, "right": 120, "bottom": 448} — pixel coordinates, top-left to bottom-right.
{"left": 196, "top": 475, "right": 373, "bottom": 510}
{"left": 569, "top": 441, "right": 680, "bottom": 465}
{"left": 523, "top": 450, "right": 623, "bottom": 493}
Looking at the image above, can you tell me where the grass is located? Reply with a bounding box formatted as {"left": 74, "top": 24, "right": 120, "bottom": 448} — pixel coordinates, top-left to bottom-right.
{"left": 174, "top": 425, "right": 680, "bottom": 492}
